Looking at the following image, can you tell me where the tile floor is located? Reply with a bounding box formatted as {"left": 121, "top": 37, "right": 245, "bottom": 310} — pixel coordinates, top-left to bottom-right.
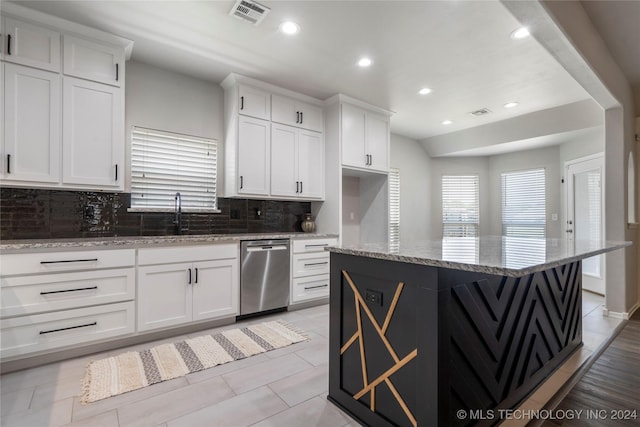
{"left": 0, "top": 292, "right": 619, "bottom": 427}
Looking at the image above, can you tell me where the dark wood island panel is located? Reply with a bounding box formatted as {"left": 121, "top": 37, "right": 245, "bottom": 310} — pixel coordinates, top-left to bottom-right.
{"left": 328, "top": 253, "right": 583, "bottom": 427}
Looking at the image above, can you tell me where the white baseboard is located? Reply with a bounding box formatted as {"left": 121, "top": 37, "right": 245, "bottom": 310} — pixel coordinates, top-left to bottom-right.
{"left": 603, "top": 301, "right": 639, "bottom": 320}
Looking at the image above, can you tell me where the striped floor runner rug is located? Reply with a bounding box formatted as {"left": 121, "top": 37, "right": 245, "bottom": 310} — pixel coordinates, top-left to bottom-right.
{"left": 81, "top": 320, "right": 308, "bottom": 404}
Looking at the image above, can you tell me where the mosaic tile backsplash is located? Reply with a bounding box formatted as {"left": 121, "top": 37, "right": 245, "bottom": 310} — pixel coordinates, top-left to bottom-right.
{"left": 0, "top": 188, "right": 312, "bottom": 240}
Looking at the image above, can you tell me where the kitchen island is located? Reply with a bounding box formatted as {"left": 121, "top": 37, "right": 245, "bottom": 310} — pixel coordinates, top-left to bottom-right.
{"left": 327, "top": 236, "right": 630, "bottom": 427}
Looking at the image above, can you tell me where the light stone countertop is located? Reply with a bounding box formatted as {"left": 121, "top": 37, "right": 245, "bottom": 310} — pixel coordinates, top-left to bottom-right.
{"left": 328, "top": 236, "right": 631, "bottom": 277}
{"left": 0, "top": 232, "right": 338, "bottom": 253}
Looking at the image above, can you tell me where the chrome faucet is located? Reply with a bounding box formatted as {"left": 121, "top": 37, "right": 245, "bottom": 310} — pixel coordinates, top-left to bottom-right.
{"left": 173, "top": 192, "right": 183, "bottom": 235}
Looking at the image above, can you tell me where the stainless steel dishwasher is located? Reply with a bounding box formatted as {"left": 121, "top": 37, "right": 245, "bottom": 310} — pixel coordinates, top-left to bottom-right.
{"left": 240, "top": 240, "right": 290, "bottom": 316}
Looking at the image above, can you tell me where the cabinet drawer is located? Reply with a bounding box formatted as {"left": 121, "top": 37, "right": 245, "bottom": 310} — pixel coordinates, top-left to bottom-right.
{"left": 291, "top": 275, "right": 329, "bottom": 303}
{"left": 0, "top": 249, "right": 135, "bottom": 276}
{"left": 1, "top": 301, "right": 135, "bottom": 359}
{"left": 293, "top": 252, "right": 330, "bottom": 278}
{"left": 137, "top": 243, "right": 238, "bottom": 266}
{"left": 292, "top": 238, "right": 337, "bottom": 254}
{"left": 1, "top": 268, "right": 134, "bottom": 318}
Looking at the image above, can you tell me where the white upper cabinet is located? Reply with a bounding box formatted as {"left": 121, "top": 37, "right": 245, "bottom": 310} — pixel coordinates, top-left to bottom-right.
{"left": 62, "top": 77, "right": 123, "bottom": 189}
{"left": 271, "top": 94, "right": 323, "bottom": 132}
{"left": 63, "top": 35, "right": 124, "bottom": 87}
{"left": 238, "top": 84, "right": 270, "bottom": 120}
{"left": 271, "top": 124, "right": 324, "bottom": 200}
{"left": 0, "top": 5, "right": 132, "bottom": 191}
{"left": 3, "top": 17, "right": 61, "bottom": 72}
{"left": 341, "top": 102, "right": 390, "bottom": 173}
{"left": 221, "top": 73, "right": 325, "bottom": 200}
{"left": 237, "top": 115, "right": 270, "bottom": 196}
{"left": 3, "top": 63, "right": 60, "bottom": 184}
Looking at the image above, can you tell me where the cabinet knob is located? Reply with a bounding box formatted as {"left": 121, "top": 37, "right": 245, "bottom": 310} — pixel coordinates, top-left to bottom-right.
{"left": 6, "top": 154, "right": 11, "bottom": 174}
{"left": 7, "top": 34, "right": 11, "bottom": 56}
{"left": 240, "top": 96, "right": 244, "bottom": 110}
{"left": 300, "top": 112, "right": 303, "bottom": 124}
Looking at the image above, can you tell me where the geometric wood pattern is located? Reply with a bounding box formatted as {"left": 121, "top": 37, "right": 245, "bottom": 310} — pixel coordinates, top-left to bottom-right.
{"left": 340, "top": 271, "right": 418, "bottom": 427}
{"left": 328, "top": 253, "right": 583, "bottom": 427}
{"left": 448, "top": 262, "right": 582, "bottom": 425}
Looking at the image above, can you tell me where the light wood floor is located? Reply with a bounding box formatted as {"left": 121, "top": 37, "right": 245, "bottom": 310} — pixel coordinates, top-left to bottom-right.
{"left": 0, "top": 292, "right": 621, "bottom": 427}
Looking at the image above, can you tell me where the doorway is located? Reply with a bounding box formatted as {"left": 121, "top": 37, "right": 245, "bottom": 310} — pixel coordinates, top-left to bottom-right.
{"left": 565, "top": 154, "right": 605, "bottom": 295}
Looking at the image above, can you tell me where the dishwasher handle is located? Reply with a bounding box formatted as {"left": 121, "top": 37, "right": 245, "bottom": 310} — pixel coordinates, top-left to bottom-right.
{"left": 246, "top": 245, "right": 288, "bottom": 252}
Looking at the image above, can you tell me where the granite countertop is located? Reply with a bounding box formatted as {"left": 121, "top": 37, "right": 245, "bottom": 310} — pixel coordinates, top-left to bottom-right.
{"left": 328, "top": 236, "right": 631, "bottom": 277}
{"left": 0, "top": 232, "right": 338, "bottom": 252}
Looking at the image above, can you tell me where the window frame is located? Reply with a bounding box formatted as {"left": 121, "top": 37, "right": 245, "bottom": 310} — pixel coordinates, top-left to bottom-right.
{"left": 129, "top": 126, "right": 219, "bottom": 213}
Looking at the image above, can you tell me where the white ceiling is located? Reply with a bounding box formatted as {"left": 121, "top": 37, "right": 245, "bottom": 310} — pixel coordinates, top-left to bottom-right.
{"left": 9, "top": 0, "right": 593, "bottom": 144}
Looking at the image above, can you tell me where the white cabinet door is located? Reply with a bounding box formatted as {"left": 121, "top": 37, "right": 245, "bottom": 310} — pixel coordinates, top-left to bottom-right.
{"left": 271, "top": 95, "right": 323, "bottom": 133}
{"left": 298, "top": 102, "right": 323, "bottom": 133}
{"left": 192, "top": 258, "right": 239, "bottom": 321}
{"left": 3, "top": 63, "right": 60, "bottom": 183}
{"left": 137, "top": 263, "right": 192, "bottom": 332}
{"left": 62, "top": 77, "right": 123, "bottom": 189}
{"left": 270, "top": 123, "right": 298, "bottom": 198}
{"left": 237, "top": 116, "right": 270, "bottom": 196}
{"left": 341, "top": 103, "right": 366, "bottom": 168}
{"left": 366, "top": 112, "right": 389, "bottom": 172}
{"left": 271, "top": 94, "right": 298, "bottom": 128}
{"left": 238, "top": 85, "right": 270, "bottom": 120}
{"left": 63, "top": 35, "right": 124, "bottom": 87}
{"left": 297, "top": 130, "right": 324, "bottom": 199}
{"left": 4, "top": 18, "right": 61, "bottom": 72}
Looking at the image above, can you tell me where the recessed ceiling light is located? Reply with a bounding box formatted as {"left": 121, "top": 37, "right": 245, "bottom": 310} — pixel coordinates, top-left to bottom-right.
{"left": 510, "top": 27, "right": 530, "bottom": 39}
{"left": 418, "top": 87, "right": 432, "bottom": 95}
{"left": 504, "top": 102, "right": 519, "bottom": 108}
{"left": 442, "top": 120, "right": 453, "bottom": 125}
{"left": 279, "top": 21, "right": 300, "bottom": 35}
{"left": 358, "top": 57, "right": 372, "bottom": 67}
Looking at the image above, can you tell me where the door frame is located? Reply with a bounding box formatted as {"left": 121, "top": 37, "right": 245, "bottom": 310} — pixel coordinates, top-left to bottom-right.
{"left": 564, "top": 152, "right": 606, "bottom": 295}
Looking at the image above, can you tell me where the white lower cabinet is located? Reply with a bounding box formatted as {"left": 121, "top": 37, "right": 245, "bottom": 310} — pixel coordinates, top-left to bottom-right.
{"left": 290, "top": 237, "right": 337, "bottom": 304}
{"left": 0, "top": 248, "right": 136, "bottom": 359}
{"left": 1, "top": 302, "right": 134, "bottom": 359}
{"left": 137, "top": 244, "right": 239, "bottom": 332}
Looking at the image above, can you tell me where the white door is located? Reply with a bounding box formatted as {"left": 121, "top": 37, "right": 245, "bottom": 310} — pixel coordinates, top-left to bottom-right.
{"left": 137, "top": 263, "right": 192, "bottom": 331}
{"left": 62, "top": 77, "right": 122, "bottom": 188}
{"left": 4, "top": 17, "right": 61, "bottom": 72}
{"left": 192, "top": 259, "right": 238, "bottom": 321}
{"left": 297, "top": 102, "right": 324, "bottom": 133}
{"left": 298, "top": 130, "right": 324, "bottom": 199}
{"left": 341, "top": 103, "right": 366, "bottom": 168}
{"left": 566, "top": 154, "right": 605, "bottom": 295}
{"left": 3, "top": 64, "right": 60, "bottom": 183}
{"left": 270, "top": 123, "right": 298, "bottom": 198}
{"left": 271, "top": 94, "right": 298, "bottom": 128}
{"left": 366, "top": 112, "right": 390, "bottom": 172}
{"left": 237, "top": 116, "right": 270, "bottom": 196}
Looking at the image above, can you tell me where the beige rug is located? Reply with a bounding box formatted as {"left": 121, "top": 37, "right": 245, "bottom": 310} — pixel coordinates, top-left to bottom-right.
{"left": 81, "top": 320, "right": 308, "bottom": 404}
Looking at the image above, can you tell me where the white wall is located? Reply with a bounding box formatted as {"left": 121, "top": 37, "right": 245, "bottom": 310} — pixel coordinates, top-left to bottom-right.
{"left": 341, "top": 176, "right": 360, "bottom": 245}
{"left": 390, "top": 134, "right": 433, "bottom": 242}
{"left": 429, "top": 157, "right": 491, "bottom": 238}
{"left": 125, "top": 61, "right": 225, "bottom": 191}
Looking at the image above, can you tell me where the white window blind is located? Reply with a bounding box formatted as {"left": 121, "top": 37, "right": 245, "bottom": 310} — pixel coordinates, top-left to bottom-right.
{"left": 131, "top": 127, "right": 217, "bottom": 211}
{"left": 442, "top": 175, "right": 479, "bottom": 237}
{"left": 389, "top": 168, "right": 400, "bottom": 248}
{"left": 501, "top": 168, "right": 545, "bottom": 237}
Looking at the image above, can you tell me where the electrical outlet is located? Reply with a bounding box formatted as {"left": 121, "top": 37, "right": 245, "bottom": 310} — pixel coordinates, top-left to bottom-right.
{"left": 365, "top": 289, "right": 383, "bottom": 306}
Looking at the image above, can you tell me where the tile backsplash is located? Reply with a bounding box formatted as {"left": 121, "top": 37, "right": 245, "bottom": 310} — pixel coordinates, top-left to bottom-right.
{"left": 0, "top": 188, "right": 312, "bottom": 240}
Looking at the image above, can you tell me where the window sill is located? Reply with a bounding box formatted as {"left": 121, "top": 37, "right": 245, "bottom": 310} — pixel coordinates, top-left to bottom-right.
{"left": 127, "top": 207, "right": 221, "bottom": 214}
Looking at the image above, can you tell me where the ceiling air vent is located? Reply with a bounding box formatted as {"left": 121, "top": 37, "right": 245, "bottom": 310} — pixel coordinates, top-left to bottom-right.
{"left": 230, "top": 0, "right": 270, "bottom": 25}
{"left": 470, "top": 108, "right": 492, "bottom": 116}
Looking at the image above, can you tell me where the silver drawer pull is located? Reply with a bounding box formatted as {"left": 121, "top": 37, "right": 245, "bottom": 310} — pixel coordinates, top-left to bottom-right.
{"left": 40, "top": 286, "right": 98, "bottom": 295}
{"left": 39, "top": 322, "right": 97, "bottom": 335}
{"left": 304, "top": 262, "right": 329, "bottom": 267}
{"left": 304, "top": 284, "right": 328, "bottom": 290}
{"left": 40, "top": 258, "right": 98, "bottom": 265}
{"left": 305, "top": 244, "right": 328, "bottom": 248}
